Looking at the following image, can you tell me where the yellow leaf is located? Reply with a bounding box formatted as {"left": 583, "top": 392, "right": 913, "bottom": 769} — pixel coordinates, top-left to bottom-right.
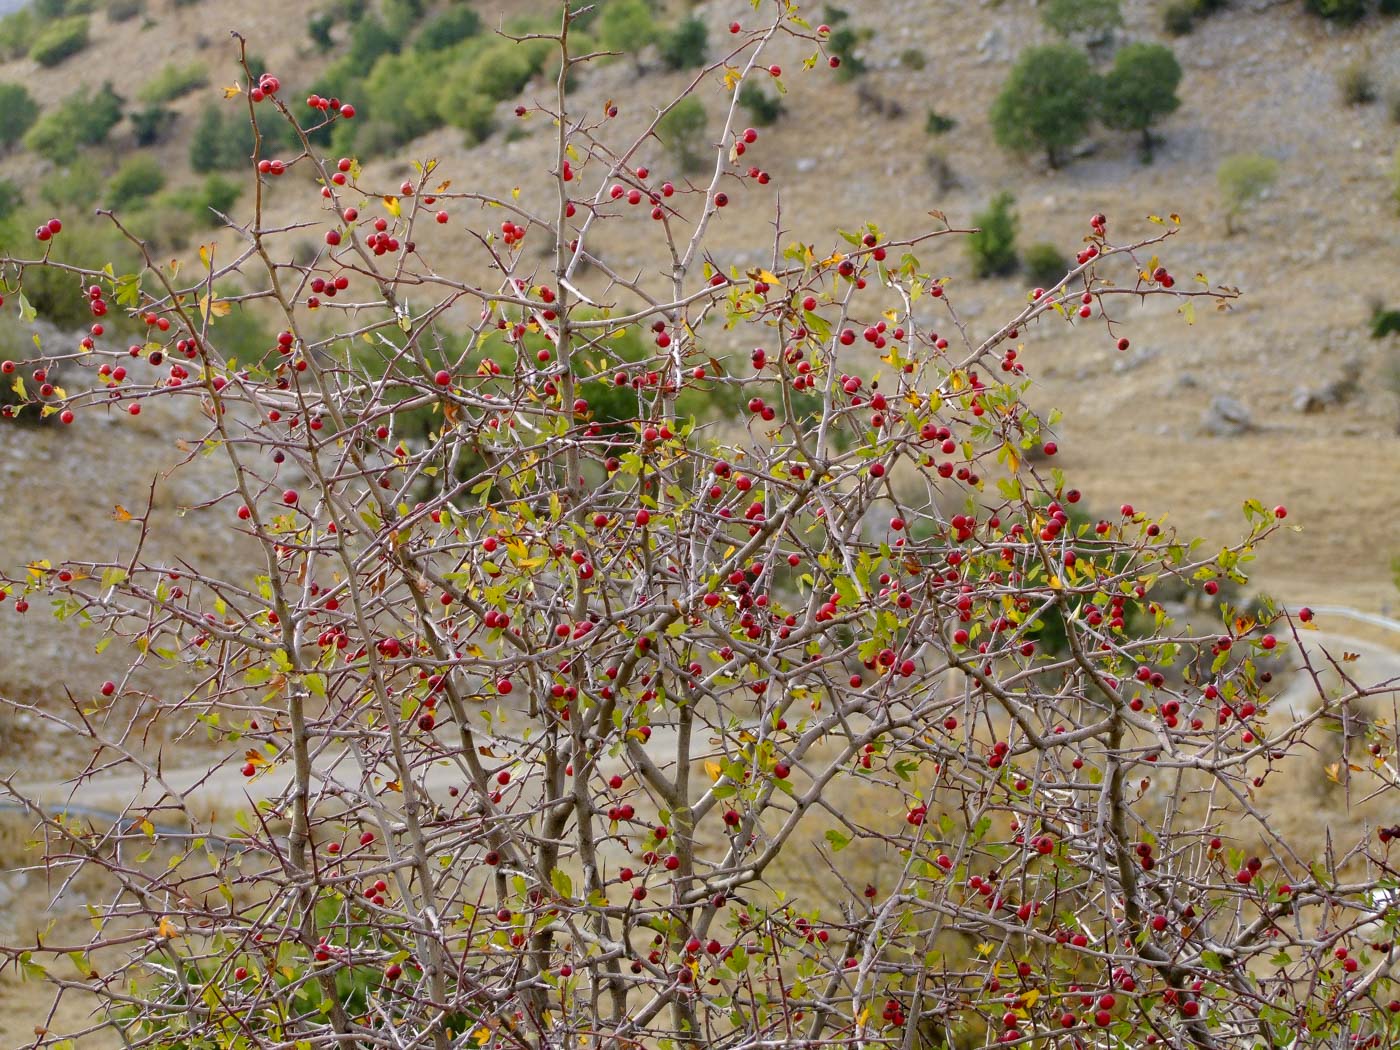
{"left": 1169, "top": 213, "right": 1182, "bottom": 225}
{"left": 510, "top": 186, "right": 520, "bottom": 200}
{"left": 1048, "top": 576, "right": 1063, "bottom": 590}
{"left": 722, "top": 66, "right": 742, "bottom": 92}
{"left": 755, "top": 269, "right": 780, "bottom": 285}
{"left": 112, "top": 505, "right": 133, "bottom": 522}
{"left": 473, "top": 1028, "right": 491, "bottom": 1047}
{"left": 139, "top": 819, "right": 154, "bottom": 837}
{"left": 223, "top": 84, "right": 241, "bottom": 98}
{"left": 1147, "top": 214, "right": 1165, "bottom": 225}
{"left": 1021, "top": 989, "right": 1041, "bottom": 1010}
{"left": 856, "top": 1006, "right": 870, "bottom": 1026}
{"left": 976, "top": 942, "right": 995, "bottom": 955}
{"left": 1004, "top": 447, "right": 1019, "bottom": 474}
{"left": 382, "top": 195, "right": 401, "bottom": 217}
{"left": 27, "top": 559, "right": 51, "bottom": 579}
{"left": 157, "top": 917, "right": 180, "bottom": 939}
{"left": 198, "top": 294, "right": 231, "bottom": 321}
{"left": 199, "top": 244, "right": 213, "bottom": 269}
{"left": 704, "top": 761, "right": 722, "bottom": 782}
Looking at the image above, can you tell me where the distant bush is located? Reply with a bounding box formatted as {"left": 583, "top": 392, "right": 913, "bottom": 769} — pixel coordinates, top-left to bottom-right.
{"left": 1337, "top": 63, "right": 1376, "bottom": 105}
{"left": 656, "top": 96, "right": 707, "bottom": 172}
{"left": 356, "top": 48, "right": 446, "bottom": 149}
{"left": 738, "top": 83, "right": 783, "bottom": 126}
{"left": 967, "top": 192, "right": 1018, "bottom": 277}
{"left": 924, "top": 108, "right": 956, "bottom": 135}
{"left": 1372, "top": 304, "right": 1400, "bottom": 338}
{"left": 39, "top": 165, "right": 102, "bottom": 210}
{"left": 1217, "top": 152, "right": 1278, "bottom": 234}
{"left": 899, "top": 47, "right": 926, "bottom": 70}
{"left": 382, "top": 0, "right": 425, "bottom": 38}
{"left": 23, "top": 83, "right": 123, "bottom": 165}
{"left": 138, "top": 62, "right": 208, "bottom": 105}
{"left": 658, "top": 14, "right": 706, "bottom": 70}
{"left": 597, "top": 0, "right": 656, "bottom": 65}
{"left": 471, "top": 42, "right": 536, "bottom": 99}
{"left": 156, "top": 174, "right": 240, "bottom": 230}
{"left": 29, "top": 14, "right": 88, "bottom": 66}
{"left": 0, "top": 178, "right": 22, "bottom": 220}
{"left": 0, "top": 84, "right": 39, "bottom": 150}
{"left": 1304, "top": 0, "right": 1367, "bottom": 22}
{"left": 1041, "top": 0, "right": 1123, "bottom": 42}
{"left": 1162, "top": 0, "right": 1196, "bottom": 33}
{"left": 131, "top": 103, "right": 173, "bottom": 146}
{"left": 105, "top": 155, "right": 165, "bottom": 210}
{"left": 0, "top": 10, "right": 38, "bottom": 60}
{"left": 827, "top": 25, "right": 867, "bottom": 78}
{"left": 414, "top": 5, "right": 480, "bottom": 52}
{"left": 190, "top": 102, "right": 285, "bottom": 171}
{"left": 346, "top": 15, "right": 400, "bottom": 70}
{"left": 1023, "top": 241, "right": 1069, "bottom": 289}
{"left": 308, "top": 10, "right": 335, "bottom": 52}
{"left": 106, "top": 0, "right": 143, "bottom": 22}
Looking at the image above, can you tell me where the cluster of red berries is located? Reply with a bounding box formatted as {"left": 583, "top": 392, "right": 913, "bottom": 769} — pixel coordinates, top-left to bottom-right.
{"left": 249, "top": 72, "right": 280, "bottom": 102}
{"left": 304, "top": 90, "right": 355, "bottom": 119}
{"left": 34, "top": 216, "right": 61, "bottom": 242}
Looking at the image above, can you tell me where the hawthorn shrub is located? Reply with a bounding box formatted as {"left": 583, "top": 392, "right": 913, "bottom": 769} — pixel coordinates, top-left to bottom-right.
{"left": 0, "top": 7, "right": 1398, "bottom": 1050}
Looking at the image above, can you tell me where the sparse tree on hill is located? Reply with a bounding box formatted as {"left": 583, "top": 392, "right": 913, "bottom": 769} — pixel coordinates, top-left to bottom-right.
{"left": 991, "top": 44, "right": 1098, "bottom": 167}
{"left": 1098, "top": 41, "right": 1183, "bottom": 162}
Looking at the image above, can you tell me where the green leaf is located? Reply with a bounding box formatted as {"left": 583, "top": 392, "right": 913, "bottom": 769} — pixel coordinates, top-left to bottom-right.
{"left": 824, "top": 829, "right": 849, "bottom": 852}
{"left": 551, "top": 868, "right": 573, "bottom": 900}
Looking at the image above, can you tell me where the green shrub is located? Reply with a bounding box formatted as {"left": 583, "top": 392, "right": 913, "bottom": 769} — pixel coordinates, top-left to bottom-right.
{"left": 356, "top": 49, "right": 447, "bottom": 151}
{"left": 472, "top": 42, "right": 536, "bottom": 100}
{"left": 0, "top": 84, "right": 39, "bottom": 150}
{"left": 1217, "top": 152, "right": 1278, "bottom": 234}
{"left": 130, "top": 103, "right": 172, "bottom": 146}
{"left": 347, "top": 16, "right": 400, "bottom": 69}
{"left": 0, "top": 10, "right": 38, "bottom": 60}
{"left": 656, "top": 96, "right": 708, "bottom": 172}
{"left": 899, "top": 47, "right": 926, "bottom": 70}
{"left": 738, "top": 83, "right": 783, "bottom": 126}
{"left": 29, "top": 15, "right": 88, "bottom": 66}
{"left": 828, "top": 26, "right": 867, "bottom": 78}
{"left": 138, "top": 62, "right": 208, "bottom": 105}
{"left": 105, "top": 155, "right": 166, "bottom": 210}
{"left": 414, "top": 6, "right": 480, "bottom": 51}
{"left": 597, "top": 0, "right": 656, "bottom": 64}
{"left": 24, "top": 84, "right": 122, "bottom": 165}
{"left": 659, "top": 14, "right": 706, "bottom": 70}
{"left": 990, "top": 44, "right": 1098, "bottom": 168}
{"left": 1041, "top": 0, "right": 1123, "bottom": 41}
{"left": 924, "top": 108, "right": 956, "bottom": 135}
{"left": 39, "top": 165, "right": 102, "bottom": 211}
{"left": 1304, "top": 0, "right": 1367, "bottom": 21}
{"left": 308, "top": 11, "right": 336, "bottom": 51}
{"left": 193, "top": 174, "right": 239, "bottom": 224}
{"left": 967, "top": 192, "right": 1018, "bottom": 278}
{"left": 1371, "top": 305, "right": 1400, "bottom": 338}
{"left": 1337, "top": 63, "right": 1376, "bottom": 105}
{"left": 1381, "top": 0, "right": 1400, "bottom": 13}
{"left": 190, "top": 102, "right": 284, "bottom": 172}
{"left": 382, "top": 0, "right": 424, "bottom": 38}
{"left": 106, "top": 0, "right": 143, "bottom": 22}
{"left": 0, "top": 178, "right": 22, "bottom": 221}
{"left": 1162, "top": 1, "right": 1196, "bottom": 35}
{"left": 1023, "top": 242, "right": 1069, "bottom": 289}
